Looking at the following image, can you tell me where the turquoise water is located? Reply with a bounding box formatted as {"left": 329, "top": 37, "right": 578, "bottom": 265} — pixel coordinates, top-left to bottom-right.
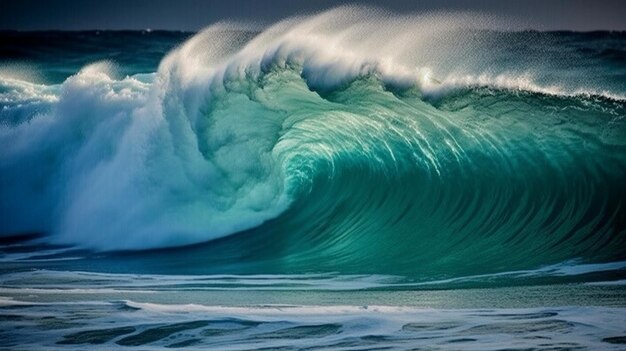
{"left": 1, "top": 8, "right": 626, "bottom": 350}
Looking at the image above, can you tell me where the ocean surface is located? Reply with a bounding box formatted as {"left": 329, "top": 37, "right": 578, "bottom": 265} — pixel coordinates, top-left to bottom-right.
{"left": 1, "top": 8, "right": 625, "bottom": 350}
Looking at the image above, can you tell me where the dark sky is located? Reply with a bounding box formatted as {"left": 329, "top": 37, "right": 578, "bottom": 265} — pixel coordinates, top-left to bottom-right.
{"left": 1, "top": 0, "right": 625, "bottom": 31}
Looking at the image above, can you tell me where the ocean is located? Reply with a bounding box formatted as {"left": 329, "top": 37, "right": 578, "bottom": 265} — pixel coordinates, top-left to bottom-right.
{"left": 1, "top": 8, "right": 625, "bottom": 350}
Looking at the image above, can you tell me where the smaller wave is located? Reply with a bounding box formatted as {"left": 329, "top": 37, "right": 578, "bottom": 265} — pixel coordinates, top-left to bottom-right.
{"left": 402, "top": 261, "right": 626, "bottom": 288}
{"left": 587, "top": 279, "right": 626, "bottom": 286}
{"left": 2, "top": 261, "right": 625, "bottom": 293}
{"left": 0, "top": 269, "right": 404, "bottom": 291}
{"left": 0, "top": 247, "right": 83, "bottom": 262}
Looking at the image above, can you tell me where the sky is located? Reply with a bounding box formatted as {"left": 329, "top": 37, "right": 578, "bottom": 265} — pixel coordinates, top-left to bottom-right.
{"left": 1, "top": 0, "right": 625, "bottom": 31}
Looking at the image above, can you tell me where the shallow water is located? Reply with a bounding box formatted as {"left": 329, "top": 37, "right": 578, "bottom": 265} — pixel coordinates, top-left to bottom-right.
{"left": 1, "top": 274, "right": 626, "bottom": 350}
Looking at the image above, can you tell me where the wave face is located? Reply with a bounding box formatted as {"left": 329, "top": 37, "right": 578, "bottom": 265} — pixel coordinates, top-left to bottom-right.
{"left": 1, "top": 8, "right": 625, "bottom": 282}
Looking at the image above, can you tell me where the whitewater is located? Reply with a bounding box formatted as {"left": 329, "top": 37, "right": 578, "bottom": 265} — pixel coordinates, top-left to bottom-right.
{"left": 1, "top": 7, "right": 626, "bottom": 350}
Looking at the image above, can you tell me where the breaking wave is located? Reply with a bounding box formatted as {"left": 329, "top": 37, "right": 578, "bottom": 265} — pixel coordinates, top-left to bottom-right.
{"left": 1, "top": 7, "right": 625, "bottom": 280}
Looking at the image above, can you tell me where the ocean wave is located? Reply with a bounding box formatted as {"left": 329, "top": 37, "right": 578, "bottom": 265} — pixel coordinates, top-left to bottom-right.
{"left": 0, "top": 8, "right": 625, "bottom": 281}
